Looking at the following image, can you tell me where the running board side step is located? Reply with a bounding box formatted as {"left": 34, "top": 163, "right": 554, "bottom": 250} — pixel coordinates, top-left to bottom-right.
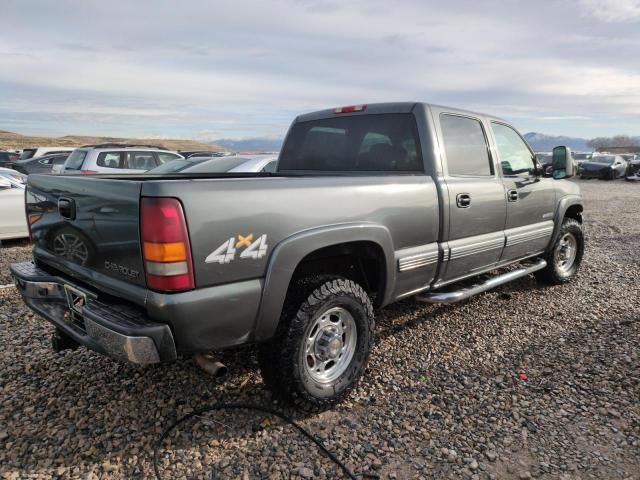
{"left": 416, "top": 258, "right": 547, "bottom": 304}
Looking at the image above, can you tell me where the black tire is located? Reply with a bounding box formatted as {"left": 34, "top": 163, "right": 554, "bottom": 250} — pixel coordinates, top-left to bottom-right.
{"left": 258, "top": 276, "right": 375, "bottom": 410}
{"left": 535, "top": 218, "right": 584, "bottom": 285}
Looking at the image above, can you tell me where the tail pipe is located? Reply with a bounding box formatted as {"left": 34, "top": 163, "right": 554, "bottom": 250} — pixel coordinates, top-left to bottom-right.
{"left": 195, "top": 353, "right": 229, "bottom": 378}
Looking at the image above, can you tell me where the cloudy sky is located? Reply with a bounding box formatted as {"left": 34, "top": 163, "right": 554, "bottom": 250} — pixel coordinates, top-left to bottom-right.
{"left": 1, "top": 0, "right": 640, "bottom": 141}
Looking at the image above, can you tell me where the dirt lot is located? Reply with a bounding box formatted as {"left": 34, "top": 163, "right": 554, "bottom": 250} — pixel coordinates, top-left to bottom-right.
{"left": 0, "top": 180, "right": 638, "bottom": 480}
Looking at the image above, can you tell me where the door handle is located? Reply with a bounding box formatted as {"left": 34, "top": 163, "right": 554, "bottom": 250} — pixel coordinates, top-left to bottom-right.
{"left": 456, "top": 193, "right": 471, "bottom": 208}
{"left": 507, "top": 190, "right": 519, "bottom": 202}
{"left": 58, "top": 197, "right": 76, "bottom": 220}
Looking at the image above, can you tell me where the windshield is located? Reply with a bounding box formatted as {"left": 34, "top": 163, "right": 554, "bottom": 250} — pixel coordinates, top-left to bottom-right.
{"left": 19, "top": 148, "right": 36, "bottom": 160}
{"left": 574, "top": 153, "right": 592, "bottom": 160}
{"left": 63, "top": 149, "right": 88, "bottom": 170}
{"left": 590, "top": 155, "right": 615, "bottom": 165}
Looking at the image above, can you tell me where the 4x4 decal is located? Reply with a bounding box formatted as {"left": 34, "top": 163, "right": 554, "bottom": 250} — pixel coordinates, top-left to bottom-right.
{"left": 205, "top": 234, "right": 268, "bottom": 264}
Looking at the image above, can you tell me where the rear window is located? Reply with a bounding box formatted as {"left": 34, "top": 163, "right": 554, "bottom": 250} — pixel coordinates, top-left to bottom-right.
{"left": 64, "top": 149, "right": 88, "bottom": 170}
{"left": 278, "top": 113, "right": 423, "bottom": 172}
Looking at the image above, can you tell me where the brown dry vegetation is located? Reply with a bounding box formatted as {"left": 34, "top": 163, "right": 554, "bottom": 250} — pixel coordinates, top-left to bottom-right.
{"left": 0, "top": 130, "right": 225, "bottom": 152}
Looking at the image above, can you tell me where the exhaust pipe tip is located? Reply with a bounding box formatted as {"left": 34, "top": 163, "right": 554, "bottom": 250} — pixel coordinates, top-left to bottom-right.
{"left": 195, "top": 353, "right": 228, "bottom": 378}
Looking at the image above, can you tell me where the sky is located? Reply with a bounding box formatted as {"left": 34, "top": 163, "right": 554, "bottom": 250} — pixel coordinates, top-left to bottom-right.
{"left": 1, "top": 0, "right": 640, "bottom": 141}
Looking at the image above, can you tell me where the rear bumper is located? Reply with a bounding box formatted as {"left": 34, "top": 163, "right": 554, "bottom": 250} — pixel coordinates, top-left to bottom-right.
{"left": 10, "top": 262, "right": 177, "bottom": 364}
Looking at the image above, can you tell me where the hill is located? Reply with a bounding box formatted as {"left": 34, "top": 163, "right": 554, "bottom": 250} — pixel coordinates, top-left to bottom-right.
{"left": 523, "top": 132, "right": 590, "bottom": 152}
{"left": 0, "top": 131, "right": 225, "bottom": 152}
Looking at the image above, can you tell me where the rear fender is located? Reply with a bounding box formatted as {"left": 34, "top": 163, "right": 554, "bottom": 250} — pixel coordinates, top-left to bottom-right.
{"left": 254, "top": 223, "right": 395, "bottom": 341}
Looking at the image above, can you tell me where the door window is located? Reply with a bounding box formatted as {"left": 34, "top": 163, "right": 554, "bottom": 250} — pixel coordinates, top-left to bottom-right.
{"left": 97, "top": 152, "right": 122, "bottom": 169}
{"left": 491, "top": 123, "right": 535, "bottom": 176}
{"left": 125, "top": 152, "right": 157, "bottom": 170}
{"left": 156, "top": 152, "right": 182, "bottom": 164}
{"left": 440, "top": 114, "right": 493, "bottom": 176}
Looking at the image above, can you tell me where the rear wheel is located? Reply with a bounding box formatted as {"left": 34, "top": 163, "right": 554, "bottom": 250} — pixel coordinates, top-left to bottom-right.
{"left": 535, "top": 218, "right": 584, "bottom": 285}
{"left": 258, "top": 276, "right": 374, "bottom": 410}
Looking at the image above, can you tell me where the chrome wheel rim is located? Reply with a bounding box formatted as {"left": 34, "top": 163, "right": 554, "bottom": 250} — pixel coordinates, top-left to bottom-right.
{"left": 302, "top": 306, "right": 357, "bottom": 384}
{"left": 555, "top": 233, "right": 577, "bottom": 273}
{"left": 53, "top": 233, "right": 89, "bottom": 264}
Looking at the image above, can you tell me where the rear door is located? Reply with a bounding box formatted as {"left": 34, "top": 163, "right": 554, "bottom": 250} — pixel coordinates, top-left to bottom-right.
{"left": 434, "top": 111, "right": 507, "bottom": 283}
{"left": 489, "top": 122, "right": 555, "bottom": 261}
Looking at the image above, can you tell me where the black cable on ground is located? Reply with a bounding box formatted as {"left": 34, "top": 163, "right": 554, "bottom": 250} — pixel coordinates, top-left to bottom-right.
{"left": 153, "top": 402, "right": 379, "bottom": 480}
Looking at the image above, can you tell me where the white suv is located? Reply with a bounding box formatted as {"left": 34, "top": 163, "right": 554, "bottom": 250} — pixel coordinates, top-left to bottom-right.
{"left": 55, "top": 144, "right": 183, "bottom": 175}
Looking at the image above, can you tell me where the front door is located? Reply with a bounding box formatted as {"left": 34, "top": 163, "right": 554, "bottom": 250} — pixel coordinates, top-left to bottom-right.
{"left": 436, "top": 112, "right": 507, "bottom": 283}
{"left": 490, "top": 122, "right": 556, "bottom": 262}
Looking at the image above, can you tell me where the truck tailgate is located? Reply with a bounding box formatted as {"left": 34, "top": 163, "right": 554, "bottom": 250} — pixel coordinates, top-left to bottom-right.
{"left": 26, "top": 175, "right": 146, "bottom": 289}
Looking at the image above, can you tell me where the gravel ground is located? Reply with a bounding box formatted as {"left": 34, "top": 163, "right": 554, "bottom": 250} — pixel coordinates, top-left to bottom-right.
{"left": 0, "top": 179, "right": 638, "bottom": 480}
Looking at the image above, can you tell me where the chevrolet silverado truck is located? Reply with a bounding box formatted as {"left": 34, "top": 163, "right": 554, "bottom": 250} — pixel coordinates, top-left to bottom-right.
{"left": 11, "top": 103, "right": 584, "bottom": 409}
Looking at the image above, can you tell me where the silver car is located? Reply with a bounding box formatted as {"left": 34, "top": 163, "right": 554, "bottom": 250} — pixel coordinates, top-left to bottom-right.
{"left": 56, "top": 144, "right": 183, "bottom": 175}
{"left": 146, "top": 155, "right": 279, "bottom": 174}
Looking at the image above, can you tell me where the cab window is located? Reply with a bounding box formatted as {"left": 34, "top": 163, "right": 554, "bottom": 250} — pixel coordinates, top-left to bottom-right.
{"left": 440, "top": 114, "right": 493, "bottom": 176}
{"left": 491, "top": 123, "right": 535, "bottom": 176}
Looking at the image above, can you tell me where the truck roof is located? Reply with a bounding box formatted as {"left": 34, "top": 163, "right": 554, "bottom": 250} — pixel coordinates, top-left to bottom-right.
{"left": 295, "top": 102, "right": 507, "bottom": 124}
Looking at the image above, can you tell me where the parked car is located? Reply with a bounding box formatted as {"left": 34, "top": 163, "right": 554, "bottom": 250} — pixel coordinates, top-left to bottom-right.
{"left": 11, "top": 102, "right": 583, "bottom": 409}
{"left": 580, "top": 154, "right": 627, "bottom": 179}
{"left": 0, "top": 167, "right": 27, "bottom": 186}
{"left": 12, "top": 152, "right": 70, "bottom": 175}
{"left": 19, "top": 147, "right": 74, "bottom": 161}
{"left": 573, "top": 152, "right": 592, "bottom": 165}
{"left": 146, "top": 155, "right": 278, "bottom": 174}
{"left": 56, "top": 144, "right": 183, "bottom": 175}
{"left": 0, "top": 150, "right": 20, "bottom": 168}
{"left": 625, "top": 156, "right": 640, "bottom": 180}
{"left": 178, "top": 150, "right": 233, "bottom": 159}
{"left": 0, "top": 170, "right": 28, "bottom": 240}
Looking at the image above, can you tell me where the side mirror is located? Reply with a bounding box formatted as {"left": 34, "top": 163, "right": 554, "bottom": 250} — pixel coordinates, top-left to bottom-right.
{"left": 0, "top": 177, "right": 12, "bottom": 189}
{"left": 552, "top": 146, "right": 576, "bottom": 179}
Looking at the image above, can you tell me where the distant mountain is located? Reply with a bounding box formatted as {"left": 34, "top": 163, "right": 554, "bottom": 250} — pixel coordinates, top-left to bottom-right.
{"left": 210, "top": 138, "right": 283, "bottom": 152}
{"left": 523, "top": 132, "right": 590, "bottom": 152}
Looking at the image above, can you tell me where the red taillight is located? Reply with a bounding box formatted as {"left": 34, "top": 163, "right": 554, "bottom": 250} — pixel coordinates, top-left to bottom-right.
{"left": 335, "top": 104, "right": 367, "bottom": 113}
{"left": 80, "top": 170, "right": 98, "bottom": 174}
{"left": 141, "top": 197, "right": 194, "bottom": 292}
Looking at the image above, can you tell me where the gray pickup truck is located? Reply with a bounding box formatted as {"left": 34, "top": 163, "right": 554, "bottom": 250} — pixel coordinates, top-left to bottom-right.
{"left": 11, "top": 102, "right": 584, "bottom": 409}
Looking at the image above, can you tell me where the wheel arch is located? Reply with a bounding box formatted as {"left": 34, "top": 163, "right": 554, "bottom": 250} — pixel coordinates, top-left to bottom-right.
{"left": 254, "top": 223, "right": 395, "bottom": 342}
{"left": 548, "top": 196, "right": 583, "bottom": 251}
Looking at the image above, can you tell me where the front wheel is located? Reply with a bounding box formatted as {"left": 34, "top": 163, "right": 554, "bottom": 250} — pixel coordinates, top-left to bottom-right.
{"left": 535, "top": 218, "right": 584, "bottom": 285}
{"left": 258, "top": 276, "right": 375, "bottom": 410}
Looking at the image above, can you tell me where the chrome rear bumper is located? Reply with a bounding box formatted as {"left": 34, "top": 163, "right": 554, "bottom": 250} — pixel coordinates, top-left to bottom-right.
{"left": 11, "top": 262, "right": 176, "bottom": 364}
